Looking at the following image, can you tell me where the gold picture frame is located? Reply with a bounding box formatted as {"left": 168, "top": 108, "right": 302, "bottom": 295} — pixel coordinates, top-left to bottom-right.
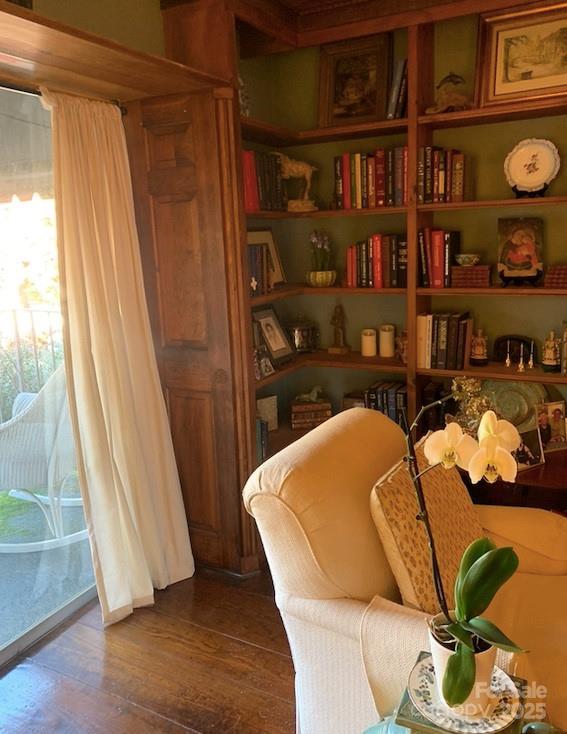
{"left": 477, "top": 4, "right": 567, "bottom": 106}
{"left": 318, "top": 34, "right": 392, "bottom": 128}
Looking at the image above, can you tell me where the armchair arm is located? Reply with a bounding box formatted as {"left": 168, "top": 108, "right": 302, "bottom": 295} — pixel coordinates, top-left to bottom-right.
{"left": 361, "top": 596, "right": 430, "bottom": 717}
{"left": 476, "top": 505, "right": 567, "bottom": 574}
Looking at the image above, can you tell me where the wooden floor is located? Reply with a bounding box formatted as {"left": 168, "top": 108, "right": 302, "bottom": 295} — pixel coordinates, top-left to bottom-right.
{"left": 0, "top": 569, "right": 295, "bottom": 734}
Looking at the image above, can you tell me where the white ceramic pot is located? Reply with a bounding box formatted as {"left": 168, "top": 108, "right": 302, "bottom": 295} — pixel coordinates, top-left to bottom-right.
{"left": 428, "top": 616, "right": 497, "bottom": 719}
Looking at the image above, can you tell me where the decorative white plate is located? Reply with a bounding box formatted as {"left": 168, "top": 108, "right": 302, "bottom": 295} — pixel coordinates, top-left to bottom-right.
{"left": 408, "top": 654, "right": 521, "bottom": 734}
{"left": 504, "top": 138, "right": 560, "bottom": 192}
{"left": 479, "top": 379, "right": 547, "bottom": 433}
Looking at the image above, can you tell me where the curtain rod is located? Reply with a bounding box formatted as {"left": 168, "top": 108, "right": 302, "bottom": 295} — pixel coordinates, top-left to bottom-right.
{"left": 0, "top": 83, "right": 127, "bottom": 114}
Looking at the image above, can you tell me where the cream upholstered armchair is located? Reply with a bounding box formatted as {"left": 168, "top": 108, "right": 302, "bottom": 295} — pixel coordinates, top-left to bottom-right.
{"left": 243, "top": 408, "right": 567, "bottom": 734}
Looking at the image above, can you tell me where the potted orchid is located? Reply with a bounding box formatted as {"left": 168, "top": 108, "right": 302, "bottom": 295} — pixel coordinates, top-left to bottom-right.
{"left": 405, "top": 397, "right": 525, "bottom": 716}
{"left": 306, "top": 230, "right": 336, "bottom": 287}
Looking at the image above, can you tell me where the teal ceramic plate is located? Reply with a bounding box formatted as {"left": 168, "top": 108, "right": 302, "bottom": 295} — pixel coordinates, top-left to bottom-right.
{"left": 480, "top": 380, "right": 547, "bottom": 433}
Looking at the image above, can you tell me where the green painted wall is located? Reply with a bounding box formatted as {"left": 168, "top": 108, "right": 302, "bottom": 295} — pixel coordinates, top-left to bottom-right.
{"left": 33, "top": 0, "right": 164, "bottom": 55}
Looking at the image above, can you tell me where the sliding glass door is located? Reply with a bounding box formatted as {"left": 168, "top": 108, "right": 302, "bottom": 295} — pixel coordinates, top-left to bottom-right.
{"left": 0, "top": 87, "right": 94, "bottom": 661}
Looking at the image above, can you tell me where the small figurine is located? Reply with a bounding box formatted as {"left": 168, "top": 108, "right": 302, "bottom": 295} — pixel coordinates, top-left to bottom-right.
{"left": 395, "top": 329, "right": 408, "bottom": 365}
{"left": 542, "top": 330, "right": 561, "bottom": 372}
{"left": 272, "top": 152, "right": 318, "bottom": 212}
{"left": 295, "top": 385, "right": 324, "bottom": 403}
{"left": 425, "top": 73, "right": 473, "bottom": 114}
{"left": 470, "top": 328, "right": 488, "bottom": 366}
{"left": 517, "top": 343, "right": 525, "bottom": 372}
{"left": 328, "top": 303, "right": 350, "bottom": 355}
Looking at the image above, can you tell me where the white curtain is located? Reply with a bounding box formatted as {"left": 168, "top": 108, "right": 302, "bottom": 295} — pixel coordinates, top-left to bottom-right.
{"left": 41, "top": 88, "right": 194, "bottom": 625}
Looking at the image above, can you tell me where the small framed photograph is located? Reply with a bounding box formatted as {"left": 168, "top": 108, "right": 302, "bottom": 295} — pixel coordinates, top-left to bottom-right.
{"left": 536, "top": 400, "right": 567, "bottom": 453}
{"left": 318, "top": 34, "right": 391, "bottom": 128}
{"left": 477, "top": 5, "right": 567, "bottom": 107}
{"left": 497, "top": 217, "right": 543, "bottom": 281}
{"left": 254, "top": 345, "right": 275, "bottom": 380}
{"left": 247, "top": 229, "right": 286, "bottom": 288}
{"left": 253, "top": 307, "right": 294, "bottom": 364}
{"left": 512, "top": 428, "right": 545, "bottom": 471}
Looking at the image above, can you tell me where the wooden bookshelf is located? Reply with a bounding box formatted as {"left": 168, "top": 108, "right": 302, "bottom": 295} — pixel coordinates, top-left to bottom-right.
{"left": 418, "top": 363, "right": 567, "bottom": 386}
{"left": 418, "top": 98, "right": 567, "bottom": 130}
{"left": 250, "top": 285, "right": 406, "bottom": 304}
{"left": 417, "top": 196, "right": 567, "bottom": 212}
{"left": 256, "top": 350, "right": 406, "bottom": 388}
{"left": 241, "top": 116, "right": 408, "bottom": 146}
{"left": 246, "top": 206, "right": 407, "bottom": 219}
{"left": 417, "top": 287, "right": 567, "bottom": 297}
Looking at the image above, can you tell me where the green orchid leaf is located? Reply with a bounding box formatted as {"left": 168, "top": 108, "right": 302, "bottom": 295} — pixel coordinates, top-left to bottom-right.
{"left": 446, "top": 623, "right": 474, "bottom": 650}
{"left": 461, "top": 617, "right": 527, "bottom": 654}
{"left": 442, "top": 641, "right": 476, "bottom": 706}
{"left": 454, "top": 538, "right": 496, "bottom": 621}
{"left": 460, "top": 547, "right": 519, "bottom": 620}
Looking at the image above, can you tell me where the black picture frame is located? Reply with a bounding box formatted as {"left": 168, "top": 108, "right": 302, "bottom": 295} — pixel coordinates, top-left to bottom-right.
{"left": 253, "top": 307, "right": 294, "bottom": 364}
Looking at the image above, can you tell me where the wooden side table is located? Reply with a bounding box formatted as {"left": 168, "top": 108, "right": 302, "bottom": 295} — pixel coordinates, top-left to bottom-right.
{"left": 466, "top": 449, "right": 567, "bottom": 512}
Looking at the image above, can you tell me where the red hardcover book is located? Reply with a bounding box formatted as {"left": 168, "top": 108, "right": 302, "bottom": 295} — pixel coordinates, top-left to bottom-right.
{"left": 381, "top": 235, "right": 391, "bottom": 288}
{"left": 346, "top": 245, "right": 355, "bottom": 288}
{"left": 242, "top": 150, "right": 259, "bottom": 212}
{"left": 445, "top": 149, "right": 454, "bottom": 204}
{"left": 367, "top": 154, "right": 376, "bottom": 208}
{"left": 375, "top": 149, "right": 386, "bottom": 207}
{"left": 372, "top": 234, "right": 383, "bottom": 288}
{"left": 342, "top": 152, "right": 351, "bottom": 210}
{"left": 431, "top": 229, "right": 445, "bottom": 288}
{"left": 424, "top": 227, "right": 433, "bottom": 287}
{"left": 402, "top": 145, "right": 409, "bottom": 206}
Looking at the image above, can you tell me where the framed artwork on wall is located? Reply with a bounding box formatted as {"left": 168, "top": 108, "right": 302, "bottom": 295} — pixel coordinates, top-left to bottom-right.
{"left": 477, "top": 4, "right": 567, "bottom": 106}
{"left": 318, "top": 34, "right": 391, "bottom": 128}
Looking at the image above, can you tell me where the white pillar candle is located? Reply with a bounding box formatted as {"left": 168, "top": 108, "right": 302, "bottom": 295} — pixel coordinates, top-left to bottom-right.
{"left": 361, "top": 328, "right": 377, "bottom": 357}
{"left": 379, "top": 324, "right": 395, "bottom": 358}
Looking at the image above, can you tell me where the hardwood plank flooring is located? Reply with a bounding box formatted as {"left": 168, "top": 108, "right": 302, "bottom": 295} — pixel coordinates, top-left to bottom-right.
{"left": 0, "top": 569, "right": 295, "bottom": 734}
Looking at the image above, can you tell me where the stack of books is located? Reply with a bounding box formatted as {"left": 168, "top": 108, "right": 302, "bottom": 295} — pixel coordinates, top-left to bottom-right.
{"left": 291, "top": 399, "right": 332, "bottom": 430}
{"left": 346, "top": 233, "right": 407, "bottom": 288}
{"left": 417, "top": 312, "right": 472, "bottom": 370}
{"left": 417, "top": 146, "right": 468, "bottom": 204}
{"left": 247, "top": 243, "right": 271, "bottom": 297}
{"left": 418, "top": 228, "right": 461, "bottom": 288}
{"left": 363, "top": 381, "right": 407, "bottom": 426}
{"left": 334, "top": 146, "right": 409, "bottom": 210}
{"left": 242, "top": 150, "right": 287, "bottom": 212}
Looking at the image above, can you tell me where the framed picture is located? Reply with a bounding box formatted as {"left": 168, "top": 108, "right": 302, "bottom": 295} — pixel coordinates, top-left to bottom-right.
{"left": 247, "top": 229, "right": 286, "bottom": 287}
{"left": 477, "top": 4, "right": 567, "bottom": 106}
{"left": 536, "top": 400, "right": 567, "bottom": 453}
{"left": 253, "top": 345, "right": 275, "bottom": 380}
{"left": 512, "top": 428, "right": 545, "bottom": 471}
{"left": 318, "top": 35, "right": 391, "bottom": 128}
{"left": 253, "top": 307, "right": 294, "bottom": 364}
{"left": 497, "top": 217, "right": 543, "bottom": 281}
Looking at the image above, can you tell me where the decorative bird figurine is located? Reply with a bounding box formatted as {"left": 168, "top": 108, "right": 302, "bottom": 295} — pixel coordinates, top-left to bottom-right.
{"left": 426, "top": 72, "right": 472, "bottom": 114}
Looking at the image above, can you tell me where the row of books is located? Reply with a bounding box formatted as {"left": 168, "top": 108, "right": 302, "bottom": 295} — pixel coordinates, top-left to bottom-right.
{"left": 334, "top": 146, "right": 409, "bottom": 210}
{"left": 346, "top": 233, "right": 408, "bottom": 288}
{"left": 386, "top": 59, "right": 408, "bottom": 120}
{"left": 418, "top": 228, "right": 461, "bottom": 288}
{"left": 365, "top": 380, "right": 408, "bottom": 426}
{"left": 242, "top": 150, "right": 286, "bottom": 213}
{"left": 417, "top": 147, "right": 467, "bottom": 204}
{"left": 248, "top": 243, "right": 272, "bottom": 297}
{"left": 416, "top": 312, "right": 473, "bottom": 370}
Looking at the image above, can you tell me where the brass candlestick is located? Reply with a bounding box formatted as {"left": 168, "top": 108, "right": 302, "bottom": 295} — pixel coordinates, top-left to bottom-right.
{"left": 505, "top": 339, "right": 511, "bottom": 368}
{"left": 528, "top": 340, "right": 535, "bottom": 369}
{"left": 517, "top": 343, "right": 525, "bottom": 373}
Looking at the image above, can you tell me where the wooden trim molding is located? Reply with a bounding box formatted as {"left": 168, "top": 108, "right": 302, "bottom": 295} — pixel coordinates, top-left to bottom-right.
{"left": 0, "top": 0, "right": 224, "bottom": 102}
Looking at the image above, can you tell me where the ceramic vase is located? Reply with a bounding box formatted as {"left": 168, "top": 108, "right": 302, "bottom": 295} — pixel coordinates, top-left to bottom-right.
{"left": 306, "top": 270, "right": 336, "bottom": 288}
{"left": 428, "top": 616, "right": 497, "bottom": 718}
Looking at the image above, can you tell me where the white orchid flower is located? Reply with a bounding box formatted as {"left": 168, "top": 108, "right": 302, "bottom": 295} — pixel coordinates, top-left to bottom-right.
{"left": 478, "top": 410, "right": 521, "bottom": 452}
{"left": 424, "top": 422, "right": 479, "bottom": 470}
{"left": 468, "top": 435, "right": 517, "bottom": 484}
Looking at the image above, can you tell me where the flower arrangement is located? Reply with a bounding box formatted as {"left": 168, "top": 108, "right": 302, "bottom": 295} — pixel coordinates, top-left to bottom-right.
{"left": 404, "top": 393, "right": 524, "bottom": 709}
{"left": 309, "top": 230, "right": 332, "bottom": 271}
